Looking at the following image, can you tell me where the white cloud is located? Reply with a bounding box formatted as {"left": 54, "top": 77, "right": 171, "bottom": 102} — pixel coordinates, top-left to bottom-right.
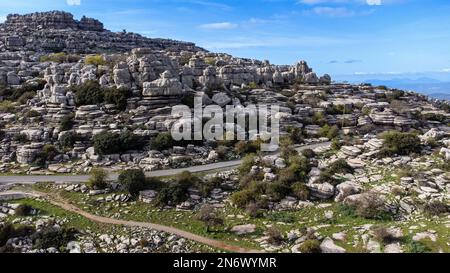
{"left": 66, "top": 0, "right": 81, "bottom": 6}
{"left": 0, "top": 16, "right": 6, "bottom": 23}
{"left": 366, "top": 0, "right": 382, "bottom": 5}
{"left": 199, "top": 22, "right": 238, "bottom": 30}
{"left": 442, "top": 68, "right": 450, "bottom": 73}
{"left": 299, "top": 0, "right": 383, "bottom": 5}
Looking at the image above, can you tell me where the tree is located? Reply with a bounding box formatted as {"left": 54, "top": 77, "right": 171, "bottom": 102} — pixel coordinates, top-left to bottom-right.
{"left": 71, "top": 80, "right": 104, "bottom": 106}
{"left": 88, "top": 168, "right": 108, "bottom": 190}
{"left": 150, "top": 132, "right": 174, "bottom": 151}
{"left": 118, "top": 169, "right": 147, "bottom": 196}
{"left": 195, "top": 205, "right": 224, "bottom": 232}
{"left": 59, "top": 114, "right": 75, "bottom": 131}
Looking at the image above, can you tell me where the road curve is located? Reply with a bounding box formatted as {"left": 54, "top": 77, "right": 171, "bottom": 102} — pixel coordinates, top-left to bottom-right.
{"left": 1, "top": 191, "right": 261, "bottom": 253}
{"left": 0, "top": 142, "right": 330, "bottom": 184}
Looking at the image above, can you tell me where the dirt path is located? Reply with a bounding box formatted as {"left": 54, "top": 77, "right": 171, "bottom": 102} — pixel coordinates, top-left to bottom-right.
{"left": 15, "top": 190, "right": 263, "bottom": 254}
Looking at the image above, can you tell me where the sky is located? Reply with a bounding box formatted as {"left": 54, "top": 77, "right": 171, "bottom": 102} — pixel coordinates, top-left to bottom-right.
{"left": 1, "top": 0, "right": 450, "bottom": 81}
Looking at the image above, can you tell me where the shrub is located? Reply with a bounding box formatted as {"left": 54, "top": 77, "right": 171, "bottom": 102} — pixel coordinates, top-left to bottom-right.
{"left": 0, "top": 223, "right": 35, "bottom": 247}
{"left": 286, "top": 126, "right": 304, "bottom": 144}
{"left": 71, "top": 80, "right": 104, "bottom": 106}
{"left": 59, "top": 114, "right": 75, "bottom": 131}
{"left": 291, "top": 182, "right": 310, "bottom": 201}
{"left": 406, "top": 240, "right": 432, "bottom": 253}
{"left": 238, "top": 154, "right": 255, "bottom": 177}
{"left": 347, "top": 192, "right": 391, "bottom": 220}
{"left": 0, "top": 101, "right": 15, "bottom": 113}
{"left": 13, "top": 133, "right": 28, "bottom": 143}
{"left": 33, "top": 145, "right": 59, "bottom": 167}
{"left": 14, "top": 204, "right": 35, "bottom": 216}
{"left": 299, "top": 239, "right": 321, "bottom": 253}
{"left": 372, "top": 226, "right": 397, "bottom": 244}
{"left": 59, "top": 132, "right": 78, "bottom": 149}
{"left": 24, "top": 110, "right": 41, "bottom": 118}
{"left": 267, "top": 227, "right": 283, "bottom": 246}
{"left": 331, "top": 138, "right": 342, "bottom": 150}
{"left": 246, "top": 202, "right": 263, "bottom": 218}
{"left": 93, "top": 131, "right": 144, "bottom": 155}
{"left": 40, "top": 52, "right": 80, "bottom": 63}
{"left": 380, "top": 131, "right": 421, "bottom": 157}
{"left": 32, "top": 227, "right": 78, "bottom": 250}
{"left": 118, "top": 169, "right": 147, "bottom": 196}
{"left": 85, "top": 55, "right": 106, "bottom": 66}
{"left": 231, "top": 190, "right": 255, "bottom": 208}
{"left": 198, "top": 176, "right": 223, "bottom": 197}
{"left": 195, "top": 205, "right": 224, "bottom": 232}
{"left": 234, "top": 140, "right": 261, "bottom": 156}
{"left": 302, "top": 149, "right": 316, "bottom": 159}
{"left": 266, "top": 183, "right": 290, "bottom": 201}
{"left": 319, "top": 124, "right": 339, "bottom": 139}
{"left": 312, "top": 112, "right": 327, "bottom": 126}
{"left": 150, "top": 132, "right": 174, "bottom": 151}
{"left": 88, "top": 168, "right": 108, "bottom": 189}
{"left": 17, "top": 91, "right": 36, "bottom": 104}
{"left": 153, "top": 183, "right": 189, "bottom": 207}
{"left": 423, "top": 200, "right": 448, "bottom": 216}
{"left": 104, "top": 86, "right": 132, "bottom": 110}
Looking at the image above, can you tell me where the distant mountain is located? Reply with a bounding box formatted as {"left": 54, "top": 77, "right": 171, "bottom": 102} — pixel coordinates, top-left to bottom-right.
{"left": 338, "top": 77, "right": 450, "bottom": 100}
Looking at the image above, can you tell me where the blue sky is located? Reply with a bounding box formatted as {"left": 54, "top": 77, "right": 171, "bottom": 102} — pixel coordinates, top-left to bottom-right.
{"left": 1, "top": 0, "right": 450, "bottom": 81}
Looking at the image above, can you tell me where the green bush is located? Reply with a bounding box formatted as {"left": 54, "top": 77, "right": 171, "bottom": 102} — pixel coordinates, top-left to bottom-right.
{"left": 234, "top": 140, "right": 261, "bottom": 156}
{"left": 71, "top": 81, "right": 132, "bottom": 109}
{"left": 231, "top": 190, "right": 255, "bottom": 209}
{"left": 299, "top": 240, "right": 321, "bottom": 253}
{"left": 266, "top": 182, "right": 290, "bottom": 201}
{"left": 301, "top": 149, "right": 316, "bottom": 159}
{"left": 319, "top": 124, "right": 339, "bottom": 139}
{"left": 71, "top": 80, "right": 104, "bottom": 106}
{"left": 85, "top": 55, "right": 107, "bottom": 66}
{"left": 150, "top": 132, "right": 174, "bottom": 151}
{"left": 93, "top": 131, "right": 144, "bottom": 155}
{"left": 59, "top": 132, "right": 79, "bottom": 149}
{"left": 40, "top": 52, "right": 80, "bottom": 63}
{"left": 317, "top": 159, "right": 354, "bottom": 186}
{"left": 14, "top": 204, "right": 35, "bottom": 216}
{"left": 0, "top": 101, "right": 15, "bottom": 113}
{"left": 32, "top": 227, "right": 78, "bottom": 251}
{"left": 153, "top": 183, "right": 189, "bottom": 207}
{"left": 104, "top": 86, "right": 132, "bottom": 111}
{"left": 291, "top": 182, "right": 310, "bottom": 201}
{"left": 380, "top": 131, "right": 421, "bottom": 156}
{"left": 238, "top": 154, "right": 256, "bottom": 177}
{"left": 33, "top": 145, "right": 59, "bottom": 167}
{"left": 59, "top": 114, "right": 75, "bottom": 131}
{"left": 88, "top": 168, "right": 108, "bottom": 189}
{"left": 406, "top": 240, "right": 432, "bottom": 253}
{"left": 118, "top": 169, "right": 147, "bottom": 196}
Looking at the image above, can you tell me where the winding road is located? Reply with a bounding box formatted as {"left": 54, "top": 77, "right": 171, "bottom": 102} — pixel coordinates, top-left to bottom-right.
{"left": 0, "top": 142, "right": 330, "bottom": 184}
{"left": 0, "top": 190, "right": 262, "bottom": 253}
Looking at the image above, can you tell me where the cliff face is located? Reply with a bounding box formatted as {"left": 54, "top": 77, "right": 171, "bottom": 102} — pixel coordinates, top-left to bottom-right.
{"left": 0, "top": 11, "right": 203, "bottom": 54}
{"left": 3, "top": 11, "right": 104, "bottom": 32}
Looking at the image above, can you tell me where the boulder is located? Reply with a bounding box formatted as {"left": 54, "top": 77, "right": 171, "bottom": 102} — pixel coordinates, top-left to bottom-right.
{"left": 230, "top": 224, "right": 256, "bottom": 235}
{"left": 320, "top": 238, "right": 346, "bottom": 253}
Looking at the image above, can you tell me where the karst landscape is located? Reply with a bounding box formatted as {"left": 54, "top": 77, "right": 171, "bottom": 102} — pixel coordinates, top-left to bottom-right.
{"left": 0, "top": 10, "right": 449, "bottom": 254}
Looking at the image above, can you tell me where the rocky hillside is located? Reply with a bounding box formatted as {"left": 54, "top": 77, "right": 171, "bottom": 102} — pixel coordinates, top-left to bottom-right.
{"left": 0, "top": 11, "right": 203, "bottom": 54}
{"left": 0, "top": 11, "right": 449, "bottom": 254}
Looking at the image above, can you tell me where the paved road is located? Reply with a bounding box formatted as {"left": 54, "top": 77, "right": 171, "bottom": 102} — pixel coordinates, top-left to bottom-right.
{"left": 0, "top": 142, "right": 330, "bottom": 184}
